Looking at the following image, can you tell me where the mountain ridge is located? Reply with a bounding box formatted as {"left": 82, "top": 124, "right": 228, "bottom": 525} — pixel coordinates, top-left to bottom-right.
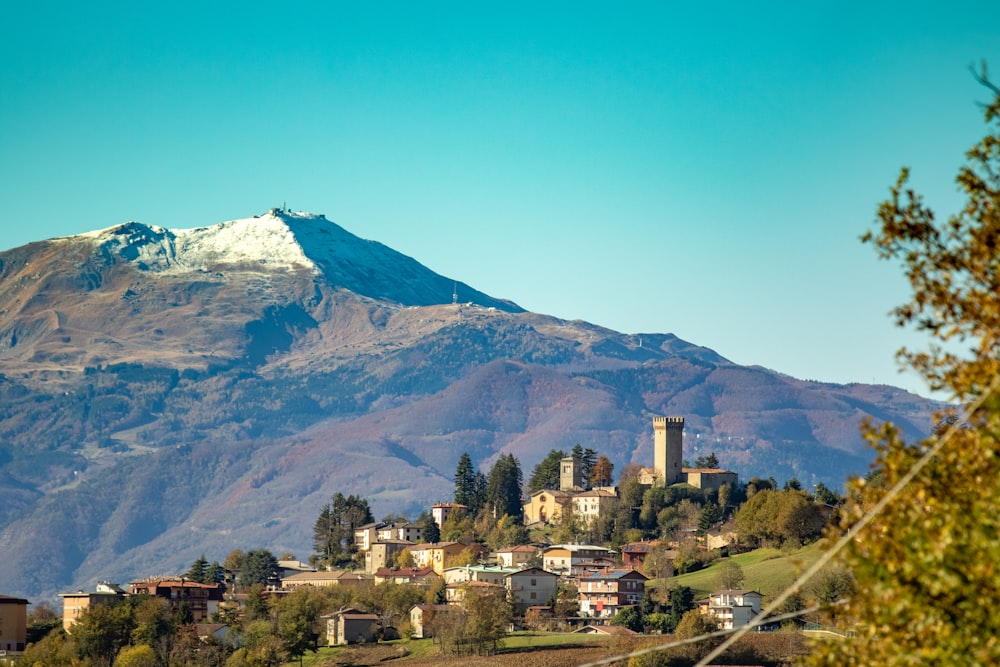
{"left": 0, "top": 211, "right": 937, "bottom": 603}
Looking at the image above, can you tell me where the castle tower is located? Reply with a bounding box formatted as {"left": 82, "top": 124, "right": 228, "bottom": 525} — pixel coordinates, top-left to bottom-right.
{"left": 653, "top": 416, "right": 685, "bottom": 485}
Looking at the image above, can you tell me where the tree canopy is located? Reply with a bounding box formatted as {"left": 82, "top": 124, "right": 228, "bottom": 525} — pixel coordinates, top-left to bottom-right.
{"left": 312, "top": 493, "right": 373, "bottom": 567}
{"left": 807, "top": 71, "right": 1000, "bottom": 666}
{"left": 526, "top": 448, "right": 566, "bottom": 493}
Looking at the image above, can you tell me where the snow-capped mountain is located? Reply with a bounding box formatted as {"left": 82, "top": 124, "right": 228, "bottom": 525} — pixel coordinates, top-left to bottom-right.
{"left": 0, "top": 211, "right": 938, "bottom": 603}
{"left": 80, "top": 209, "right": 521, "bottom": 310}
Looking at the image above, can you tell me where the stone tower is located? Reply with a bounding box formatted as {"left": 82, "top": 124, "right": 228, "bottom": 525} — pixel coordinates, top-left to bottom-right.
{"left": 653, "top": 416, "right": 685, "bottom": 485}
{"left": 560, "top": 456, "right": 583, "bottom": 491}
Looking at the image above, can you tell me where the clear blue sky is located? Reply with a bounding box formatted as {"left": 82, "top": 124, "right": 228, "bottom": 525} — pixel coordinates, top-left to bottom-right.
{"left": 2, "top": 2, "right": 998, "bottom": 398}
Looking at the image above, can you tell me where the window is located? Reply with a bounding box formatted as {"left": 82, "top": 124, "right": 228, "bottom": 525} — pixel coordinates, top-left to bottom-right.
{"left": 531, "top": 579, "right": 537, "bottom": 586}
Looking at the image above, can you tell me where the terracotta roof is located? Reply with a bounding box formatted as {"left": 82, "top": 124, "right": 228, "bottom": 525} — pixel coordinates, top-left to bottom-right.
{"left": 581, "top": 569, "right": 649, "bottom": 581}
{"left": 497, "top": 544, "right": 538, "bottom": 553}
{"left": 573, "top": 489, "right": 618, "bottom": 498}
{"left": 406, "top": 541, "right": 461, "bottom": 550}
{"left": 374, "top": 567, "right": 436, "bottom": 578}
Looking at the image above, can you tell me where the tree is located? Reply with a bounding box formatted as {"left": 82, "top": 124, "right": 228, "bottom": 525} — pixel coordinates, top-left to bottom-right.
{"left": 73, "top": 602, "right": 136, "bottom": 667}
{"left": 589, "top": 455, "right": 615, "bottom": 487}
{"left": 19, "top": 628, "right": 76, "bottom": 667}
{"left": 184, "top": 554, "right": 209, "bottom": 583}
{"left": 25, "top": 601, "right": 62, "bottom": 644}
{"left": 812, "top": 481, "right": 842, "bottom": 507}
{"left": 715, "top": 559, "right": 745, "bottom": 591}
{"left": 417, "top": 510, "right": 441, "bottom": 544}
{"left": 275, "top": 587, "right": 324, "bottom": 665}
{"left": 611, "top": 605, "right": 643, "bottom": 632}
{"left": 807, "top": 71, "right": 1000, "bottom": 666}
{"left": 113, "top": 644, "right": 158, "bottom": 667}
{"left": 697, "top": 501, "right": 722, "bottom": 535}
{"left": 526, "top": 449, "right": 566, "bottom": 493}
{"left": 486, "top": 453, "right": 523, "bottom": 521}
{"left": 571, "top": 445, "right": 598, "bottom": 489}
{"left": 224, "top": 549, "right": 244, "bottom": 573}
{"left": 694, "top": 452, "right": 719, "bottom": 468}
{"left": 240, "top": 549, "right": 279, "bottom": 587}
{"left": 462, "top": 587, "right": 513, "bottom": 655}
{"left": 674, "top": 609, "right": 721, "bottom": 662}
{"left": 454, "top": 452, "right": 478, "bottom": 505}
{"left": 311, "top": 493, "right": 373, "bottom": 566}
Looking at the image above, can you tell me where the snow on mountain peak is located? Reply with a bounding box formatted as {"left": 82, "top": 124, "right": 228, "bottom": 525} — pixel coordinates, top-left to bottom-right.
{"left": 69, "top": 209, "right": 523, "bottom": 311}
{"left": 83, "top": 210, "right": 334, "bottom": 274}
{"left": 172, "top": 210, "right": 319, "bottom": 272}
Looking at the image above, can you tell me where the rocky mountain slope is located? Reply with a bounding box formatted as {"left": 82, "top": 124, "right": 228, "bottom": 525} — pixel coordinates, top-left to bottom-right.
{"left": 0, "top": 210, "right": 936, "bottom": 602}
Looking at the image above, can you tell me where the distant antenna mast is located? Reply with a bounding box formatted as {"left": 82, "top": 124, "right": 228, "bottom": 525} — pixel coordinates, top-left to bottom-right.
{"left": 452, "top": 282, "right": 458, "bottom": 305}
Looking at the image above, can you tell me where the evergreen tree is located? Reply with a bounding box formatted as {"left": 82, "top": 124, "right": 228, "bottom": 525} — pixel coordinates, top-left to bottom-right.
{"left": 311, "top": 493, "right": 374, "bottom": 566}
{"left": 527, "top": 449, "right": 566, "bottom": 493}
{"left": 812, "top": 481, "right": 842, "bottom": 506}
{"left": 695, "top": 452, "right": 720, "bottom": 468}
{"left": 421, "top": 510, "right": 442, "bottom": 544}
{"left": 240, "top": 548, "right": 279, "bottom": 587}
{"left": 697, "top": 502, "right": 721, "bottom": 535}
{"left": 486, "top": 453, "right": 524, "bottom": 522}
{"left": 184, "top": 554, "right": 209, "bottom": 583}
{"left": 204, "top": 561, "right": 225, "bottom": 586}
{"left": 570, "top": 445, "right": 598, "bottom": 489}
{"left": 454, "top": 452, "right": 477, "bottom": 506}
{"left": 471, "top": 470, "right": 489, "bottom": 513}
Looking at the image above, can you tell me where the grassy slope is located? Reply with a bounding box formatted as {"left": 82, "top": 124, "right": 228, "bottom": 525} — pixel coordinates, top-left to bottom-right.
{"left": 651, "top": 542, "right": 824, "bottom": 600}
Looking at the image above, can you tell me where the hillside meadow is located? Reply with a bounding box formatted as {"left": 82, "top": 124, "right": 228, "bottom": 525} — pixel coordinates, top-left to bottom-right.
{"left": 652, "top": 543, "right": 825, "bottom": 599}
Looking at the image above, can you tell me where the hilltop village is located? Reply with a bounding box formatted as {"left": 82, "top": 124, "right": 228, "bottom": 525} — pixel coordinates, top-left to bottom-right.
{"left": 3, "top": 416, "right": 841, "bottom": 665}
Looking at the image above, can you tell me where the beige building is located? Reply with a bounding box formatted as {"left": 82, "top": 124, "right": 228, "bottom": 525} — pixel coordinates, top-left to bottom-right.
{"left": 522, "top": 489, "right": 573, "bottom": 525}
{"left": 365, "top": 539, "right": 413, "bottom": 574}
{"left": 683, "top": 468, "right": 739, "bottom": 491}
{"left": 443, "top": 565, "right": 518, "bottom": 586}
{"left": 504, "top": 567, "right": 558, "bottom": 612}
{"left": 280, "top": 571, "right": 369, "bottom": 589}
{"left": 431, "top": 503, "right": 468, "bottom": 527}
{"left": 571, "top": 489, "right": 619, "bottom": 526}
{"left": 326, "top": 608, "right": 380, "bottom": 645}
{"left": 409, "top": 603, "right": 454, "bottom": 639}
{"left": 405, "top": 541, "right": 466, "bottom": 575}
{"left": 495, "top": 544, "right": 539, "bottom": 568}
{"left": 60, "top": 583, "right": 126, "bottom": 632}
{"left": 542, "top": 544, "right": 616, "bottom": 576}
{"left": 637, "top": 417, "right": 739, "bottom": 490}
{"left": 0, "top": 594, "right": 28, "bottom": 655}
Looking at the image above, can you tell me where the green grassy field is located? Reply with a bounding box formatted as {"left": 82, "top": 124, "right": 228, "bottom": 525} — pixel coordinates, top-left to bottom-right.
{"left": 652, "top": 543, "right": 824, "bottom": 599}
{"left": 297, "top": 632, "right": 605, "bottom": 666}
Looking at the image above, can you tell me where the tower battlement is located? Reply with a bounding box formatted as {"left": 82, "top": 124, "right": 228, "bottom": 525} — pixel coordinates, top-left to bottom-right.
{"left": 653, "top": 416, "right": 685, "bottom": 429}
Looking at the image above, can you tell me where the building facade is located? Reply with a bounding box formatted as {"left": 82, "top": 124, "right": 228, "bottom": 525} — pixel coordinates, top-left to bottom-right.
{"left": 578, "top": 570, "right": 649, "bottom": 618}
{"left": 0, "top": 595, "right": 28, "bottom": 655}
{"left": 60, "top": 583, "right": 126, "bottom": 632}
{"left": 699, "top": 589, "right": 764, "bottom": 629}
